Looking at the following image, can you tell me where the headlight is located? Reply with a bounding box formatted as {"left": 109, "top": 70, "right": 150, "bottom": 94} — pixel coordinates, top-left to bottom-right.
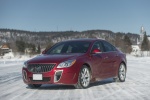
{"left": 23, "top": 62, "right": 28, "bottom": 68}
{"left": 57, "top": 59, "right": 76, "bottom": 68}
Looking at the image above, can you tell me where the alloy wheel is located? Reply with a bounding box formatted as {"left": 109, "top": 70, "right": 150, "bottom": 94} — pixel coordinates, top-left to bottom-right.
{"left": 74, "top": 65, "right": 91, "bottom": 89}
{"left": 80, "top": 67, "right": 90, "bottom": 87}
{"left": 119, "top": 64, "right": 126, "bottom": 81}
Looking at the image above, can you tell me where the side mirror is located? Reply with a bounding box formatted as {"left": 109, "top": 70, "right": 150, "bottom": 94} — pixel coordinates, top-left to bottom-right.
{"left": 92, "top": 49, "right": 101, "bottom": 54}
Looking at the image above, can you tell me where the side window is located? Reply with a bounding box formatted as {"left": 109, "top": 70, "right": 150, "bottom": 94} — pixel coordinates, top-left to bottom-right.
{"left": 66, "top": 45, "right": 72, "bottom": 53}
{"left": 102, "top": 41, "right": 116, "bottom": 52}
{"left": 91, "top": 41, "right": 104, "bottom": 52}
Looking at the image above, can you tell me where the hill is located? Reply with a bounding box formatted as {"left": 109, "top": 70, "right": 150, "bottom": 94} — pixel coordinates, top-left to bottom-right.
{"left": 0, "top": 28, "right": 139, "bottom": 53}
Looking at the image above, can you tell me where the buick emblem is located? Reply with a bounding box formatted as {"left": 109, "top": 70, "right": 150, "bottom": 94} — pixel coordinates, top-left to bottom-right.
{"left": 34, "top": 66, "right": 41, "bottom": 72}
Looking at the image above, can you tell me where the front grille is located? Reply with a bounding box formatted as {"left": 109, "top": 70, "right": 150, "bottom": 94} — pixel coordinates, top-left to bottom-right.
{"left": 27, "top": 64, "right": 56, "bottom": 73}
{"left": 29, "top": 77, "right": 51, "bottom": 82}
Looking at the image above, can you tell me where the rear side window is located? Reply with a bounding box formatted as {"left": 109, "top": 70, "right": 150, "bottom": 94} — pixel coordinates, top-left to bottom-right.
{"left": 102, "top": 41, "right": 116, "bottom": 52}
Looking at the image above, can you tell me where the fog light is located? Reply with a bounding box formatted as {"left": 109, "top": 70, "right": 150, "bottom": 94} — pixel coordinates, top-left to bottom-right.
{"left": 23, "top": 70, "right": 27, "bottom": 81}
{"left": 54, "top": 70, "right": 63, "bottom": 82}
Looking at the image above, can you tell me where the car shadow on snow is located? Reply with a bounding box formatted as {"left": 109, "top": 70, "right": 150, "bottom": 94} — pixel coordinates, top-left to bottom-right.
{"left": 90, "top": 78, "right": 114, "bottom": 87}
{"left": 26, "top": 78, "right": 115, "bottom": 90}
{"left": 26, "top": 84, "right": 75, "bottom": 90}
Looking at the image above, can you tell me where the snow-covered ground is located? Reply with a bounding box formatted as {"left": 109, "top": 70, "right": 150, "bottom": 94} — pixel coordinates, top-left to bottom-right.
{"left": 0, "top": 55, "right": 150, "bottom": 100}
{"left": 0, "top": 55, "right": 36, "bottom": 65}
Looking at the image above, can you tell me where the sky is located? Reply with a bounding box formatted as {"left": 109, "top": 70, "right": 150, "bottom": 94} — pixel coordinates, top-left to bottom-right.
{"left": 0, "top": 0, "right": 150, "bottom": 34}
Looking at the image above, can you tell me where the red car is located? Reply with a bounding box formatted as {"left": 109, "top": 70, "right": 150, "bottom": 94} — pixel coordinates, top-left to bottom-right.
{"left": 22, "top": 38, "right": 127, "bottom": 89}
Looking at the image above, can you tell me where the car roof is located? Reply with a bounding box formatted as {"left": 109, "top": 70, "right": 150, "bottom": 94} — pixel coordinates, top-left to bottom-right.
{"left": 62, "top": 38, "right": 104, "bottom": 42}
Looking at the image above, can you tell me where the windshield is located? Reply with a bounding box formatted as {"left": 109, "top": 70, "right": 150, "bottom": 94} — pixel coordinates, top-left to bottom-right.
{"left": 46, "top": 41, "right": 91, "bottom": 54}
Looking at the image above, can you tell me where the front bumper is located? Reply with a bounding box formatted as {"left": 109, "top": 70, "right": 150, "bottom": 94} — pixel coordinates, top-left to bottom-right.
{"left": 22, "top": 67, "right": 79, "bottom": 85}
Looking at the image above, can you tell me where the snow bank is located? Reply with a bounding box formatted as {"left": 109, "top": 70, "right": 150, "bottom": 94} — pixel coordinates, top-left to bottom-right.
{"left": 126, "top": 54, "right": 150, "bottom": 63}
{"left": 131, "top": 51, "right": 150, "bottom": 57}
{"left": 0, "top": 55, "right": 37, "bottom": 65}
{"left": 2, "top": 52, "right": 14, "bottom": 59}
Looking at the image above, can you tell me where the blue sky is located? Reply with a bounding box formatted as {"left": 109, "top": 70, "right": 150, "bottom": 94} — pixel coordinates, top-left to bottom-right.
{"left": 0, "top": 0, "right": 150, "bottom": 34}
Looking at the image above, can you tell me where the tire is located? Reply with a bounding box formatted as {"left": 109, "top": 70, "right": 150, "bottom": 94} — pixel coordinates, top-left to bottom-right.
{"left": 113, "top": 77, "right": 118, "bottom": 82}
{"left": 28, "top": 84, "right": 42, "bottom": 88}
{"left": 74, "top": 65, "right": 91, "bottom": 89}
{"left": 114, "top": 63, "right": 126, "bottom": 82}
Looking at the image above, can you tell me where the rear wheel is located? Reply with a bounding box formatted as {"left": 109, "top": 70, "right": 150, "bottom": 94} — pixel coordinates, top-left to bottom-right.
{"left": 28, "top": 84, "right": 42, "bottom": 88}
{"left": 74, "top": 65, "right": 91, "bottom": 89}
{"left": 114, "top": 63, "right": 126, "bottom": 82}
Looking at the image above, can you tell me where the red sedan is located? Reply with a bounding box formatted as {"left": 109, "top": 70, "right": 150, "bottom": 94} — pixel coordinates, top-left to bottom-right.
{"left": 22, "top": 38, "right": 127, "bottom": 89}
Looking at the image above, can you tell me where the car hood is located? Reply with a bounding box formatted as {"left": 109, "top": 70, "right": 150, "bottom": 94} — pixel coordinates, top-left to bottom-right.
{"left": 27, "top": 53, "right": 84, "bottom": 64}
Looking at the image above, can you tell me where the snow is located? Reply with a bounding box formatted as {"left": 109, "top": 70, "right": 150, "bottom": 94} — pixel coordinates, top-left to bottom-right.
{"left": 0, "top": 55, "right": 150, "bottom": 100}
{"left": 127, "top": 54, "right": 150, "bottom": 63}
{"left": 131, "top": 50, "right": 150, "bottom": 57}
{"left": 3, "top": 52, "right": 14, "bottom": 58}
{"left": 0, "top": 55, "right": 36, "bottom": 65}
{"left": 148, "top": 37, "right": 150, "bottom": 41}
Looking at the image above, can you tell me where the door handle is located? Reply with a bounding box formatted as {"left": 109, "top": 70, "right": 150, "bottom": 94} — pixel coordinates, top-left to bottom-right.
{"left": 104, "top": 56, "right": 108, "bottom": 59}
{"left": 115, "top": 54, "right": 119, "bottom": 57}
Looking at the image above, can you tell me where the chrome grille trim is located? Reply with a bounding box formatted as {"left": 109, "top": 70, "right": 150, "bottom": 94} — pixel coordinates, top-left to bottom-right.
{"left": 27, "top": 63, "right": 56, "bottom": 73}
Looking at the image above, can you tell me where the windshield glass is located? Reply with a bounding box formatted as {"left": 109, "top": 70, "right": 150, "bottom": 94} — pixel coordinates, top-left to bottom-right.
{"left": 46, "top": 41, "right": 91, "bottom": 54}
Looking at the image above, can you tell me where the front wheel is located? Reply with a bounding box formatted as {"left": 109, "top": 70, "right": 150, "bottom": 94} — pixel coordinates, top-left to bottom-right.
{"left": 74, "top": 65, "right": 91, "bottom": 89}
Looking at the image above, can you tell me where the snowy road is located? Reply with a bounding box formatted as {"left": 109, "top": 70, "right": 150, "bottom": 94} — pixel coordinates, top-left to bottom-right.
{"left": 0, "top": 56, "right": 150, "bottom": 100}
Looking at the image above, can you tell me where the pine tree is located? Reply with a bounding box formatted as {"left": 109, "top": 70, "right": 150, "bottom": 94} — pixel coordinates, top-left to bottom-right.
{"left": 123, "top": 34, "right": 132, "bottom": 53}
{"left": 16, "top": 40, "right": 25, "bottom": 53}
{"left": 37, "top": 44, "right": 41, "bottom": 54}
{"left": 141, "top": 32, "right": 149, "bottom": 51}
{"left": 32, "top": 44, "right": 36, "bottom": 52}
{"left": 45, "top": 42, "right": 54, "bottom": 50}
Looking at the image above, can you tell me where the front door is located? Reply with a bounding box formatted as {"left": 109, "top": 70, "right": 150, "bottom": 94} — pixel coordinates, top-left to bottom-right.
{"left": 90, "top": 41, "right": 107, "bottom": 78}
{"left": 100, "top": 40, "right": 118, "bottom": 78}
